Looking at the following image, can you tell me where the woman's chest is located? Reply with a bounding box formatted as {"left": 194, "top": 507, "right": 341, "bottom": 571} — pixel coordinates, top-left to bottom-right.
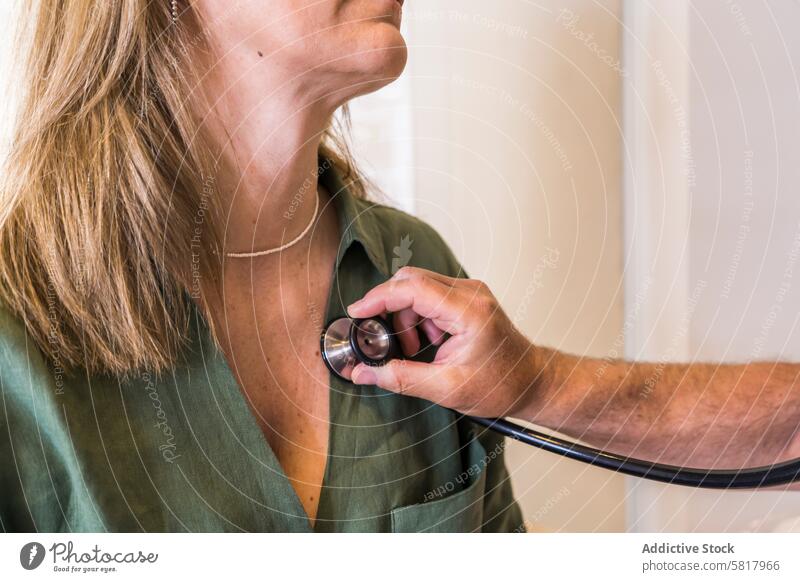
{"left": 17, "top": 299, "right": 503, "bottom": 532}
{"left": 231, "top": 322, "right": 331, "bottom": 521}
{"left": 215, "top": 263, "right": 336, "bottom": 521}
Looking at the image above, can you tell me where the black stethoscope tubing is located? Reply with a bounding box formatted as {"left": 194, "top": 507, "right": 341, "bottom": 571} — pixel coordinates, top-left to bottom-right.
{"left": 468, "top": 416, "right": 800, "bottom": 489}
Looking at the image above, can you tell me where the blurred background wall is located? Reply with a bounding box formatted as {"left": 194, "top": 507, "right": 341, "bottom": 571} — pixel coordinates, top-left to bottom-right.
{"left": 350, "top": 0, "right": 627, "bottom": 532}
{"left": 351, "top": 0, "right": 800, "bottom": 532}
{"left": 623, "top": 0, "right": 800, "bottom": 533}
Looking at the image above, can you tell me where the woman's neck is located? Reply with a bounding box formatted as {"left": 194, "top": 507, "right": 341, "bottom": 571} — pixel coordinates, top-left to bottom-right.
{"left": 193, "top": 43, "right": 339, "bottom": 255}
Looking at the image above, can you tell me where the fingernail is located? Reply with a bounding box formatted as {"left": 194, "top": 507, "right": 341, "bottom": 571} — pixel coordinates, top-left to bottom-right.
{"left": 353, "top": 366, "right": 377, "bottom": 385}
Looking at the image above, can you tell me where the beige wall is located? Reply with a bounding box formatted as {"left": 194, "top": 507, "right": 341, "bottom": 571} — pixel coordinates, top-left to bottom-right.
{"left": 626, "top": 0, "right": 800, "bottom": 533}
{"left": 403, "top": 0, "right": 626, "bottom": 532}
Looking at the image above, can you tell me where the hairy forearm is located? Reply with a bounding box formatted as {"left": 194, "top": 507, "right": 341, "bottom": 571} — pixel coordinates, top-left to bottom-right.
{"left": 522, "top": 348, "right": 800, "bottom": 473}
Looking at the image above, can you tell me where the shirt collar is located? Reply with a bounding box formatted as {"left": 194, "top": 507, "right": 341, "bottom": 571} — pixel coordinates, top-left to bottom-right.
{"left": 318, "top": 157, "right": 391, "bottom": 277}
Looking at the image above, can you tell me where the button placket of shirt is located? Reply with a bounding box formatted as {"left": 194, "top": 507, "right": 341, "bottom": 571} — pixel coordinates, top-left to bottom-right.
{"left": 314, "top": 169, "right": 395, "bottom": 530}
{"left": 314, "top": 221, "right": 381, "bottom": 530}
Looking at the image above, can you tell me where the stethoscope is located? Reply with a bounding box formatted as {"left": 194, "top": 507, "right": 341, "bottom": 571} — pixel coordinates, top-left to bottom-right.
{"left": 321, "top": 315, "right": 800, "bottom": 489}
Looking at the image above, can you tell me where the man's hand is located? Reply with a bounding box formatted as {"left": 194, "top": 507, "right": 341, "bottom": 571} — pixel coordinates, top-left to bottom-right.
{"left": 347, "top": 266, "right": 544, "bottom": 418}
{"left": 348, "top": 267, "right": 800, "bottom": 483}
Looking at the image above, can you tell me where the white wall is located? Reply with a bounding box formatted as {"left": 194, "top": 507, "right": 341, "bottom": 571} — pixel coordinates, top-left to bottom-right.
{"left": 356, "top": 0, "right": 800, "bottom": 533}
{"left": 0, "top": 1, "right": 18, "bottom": 161}
{"left": 396, "top": 0, "right": 627, "bottom": 532}
{"left": 624, "top": 0, "right": 800, "bottom": 532}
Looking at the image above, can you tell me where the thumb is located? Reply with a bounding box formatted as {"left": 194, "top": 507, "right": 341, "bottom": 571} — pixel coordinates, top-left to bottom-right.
{"left": 351, "top": 360, "right": 443, "bottom": 398}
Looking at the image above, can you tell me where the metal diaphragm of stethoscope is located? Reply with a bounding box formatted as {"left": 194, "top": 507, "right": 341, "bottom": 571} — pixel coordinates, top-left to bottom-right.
{"left": 320, "top": 316, "right": 402, "bottom": 381}
{"left": 321, "top": 315, "right": 800, "bottom": 489}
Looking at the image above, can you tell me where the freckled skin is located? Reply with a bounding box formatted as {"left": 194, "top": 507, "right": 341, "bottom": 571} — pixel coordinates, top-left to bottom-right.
{"left": 210, "top": 197, "right": 340, "bottom": 524}
{"left": 191, "top": 0, "right": 408, "bottom": 523}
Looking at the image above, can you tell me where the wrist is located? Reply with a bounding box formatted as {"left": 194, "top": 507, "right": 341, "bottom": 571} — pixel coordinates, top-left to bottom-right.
{"left": 514, "top": 343, "right": 561, "bottom": 422}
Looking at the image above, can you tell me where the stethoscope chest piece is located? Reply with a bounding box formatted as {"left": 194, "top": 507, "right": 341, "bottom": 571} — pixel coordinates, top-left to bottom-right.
{"left": 320, "top": 316, "right": 400, "bottom": 381}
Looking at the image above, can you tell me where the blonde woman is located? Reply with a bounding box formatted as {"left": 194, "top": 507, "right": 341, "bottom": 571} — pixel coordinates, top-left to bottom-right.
{"left": 0, "top": 1, "right": 522, "bottom": 532}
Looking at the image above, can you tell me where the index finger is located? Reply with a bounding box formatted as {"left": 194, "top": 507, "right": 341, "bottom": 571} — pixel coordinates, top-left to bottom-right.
{"left": 347, "top": 275, "right": 467, "bottom": 334}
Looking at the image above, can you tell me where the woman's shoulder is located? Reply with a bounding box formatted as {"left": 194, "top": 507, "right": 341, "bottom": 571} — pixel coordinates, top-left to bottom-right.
{"left": 0, "top": 305, "right": 56, "bottom": 396}
{"left": 0, "top": 305, "right": 36, "bottom": 366}
{"left": 351, "top": 197, "right": 467, "bottom": 279}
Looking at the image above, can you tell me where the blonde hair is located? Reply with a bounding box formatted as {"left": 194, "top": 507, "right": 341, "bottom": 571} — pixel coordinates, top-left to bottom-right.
{"left": 0, "top": 0, "right": 366, "bottom": 376}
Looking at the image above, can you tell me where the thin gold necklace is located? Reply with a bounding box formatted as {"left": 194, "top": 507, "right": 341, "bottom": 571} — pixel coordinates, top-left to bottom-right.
{"left": 224, "top": 193, "right": 320, "bottom": 258}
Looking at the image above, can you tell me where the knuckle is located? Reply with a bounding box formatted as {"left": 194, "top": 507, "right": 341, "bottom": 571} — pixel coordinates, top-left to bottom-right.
{"left": 387, "top": 360, "right": 411, "bottom": 393}
{"left": 473, "top": 294, "right": 499, "bottom": 315}
{"left": 395, "top": 266, "right": 419, "bottom": 280}
{"left": 391, "top": 271, "right": 422, "bottom": 292}
{"left": 463, "top": 278, "right": 484, "bottom": 291}
{"left": 463, "top": 277, "right": 486, "bottom": 291}
{"left": 475, "top": 279, "right": 490, "bottom": 293}
{"left": 387, "top": 277, "right": 408, "bottom": 294}
{"left": 407, "top": 272, "right": 428, "bottom": 288}
{"left": 465, "top": 280, "right": 498, "bottom": 308}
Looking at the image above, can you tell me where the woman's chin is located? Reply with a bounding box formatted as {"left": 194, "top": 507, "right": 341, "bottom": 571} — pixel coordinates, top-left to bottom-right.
{"left": 376, "top": 41, "right": 408, "bottom": 82}
{"left": 370, "top": 28, "right": 408, "bottom": 74}
{"left": 339, "top": 37, "right": 407, "bottom": 97}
